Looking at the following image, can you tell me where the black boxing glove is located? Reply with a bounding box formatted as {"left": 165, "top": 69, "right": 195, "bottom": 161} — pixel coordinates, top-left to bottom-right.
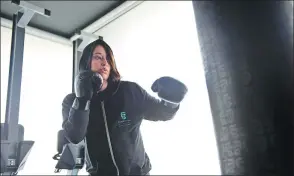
{"left": 151, "top": 76, "right": 188, "bottom": 108}
{"left": 91, "top": 73, "right": 104, "bottom": 95}
{"left": 72, "top": 70, "right": 103, "bottom": 110}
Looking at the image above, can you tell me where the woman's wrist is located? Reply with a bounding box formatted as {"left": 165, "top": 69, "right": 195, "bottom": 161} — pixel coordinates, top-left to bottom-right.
{"left": 72, "top": 97, "right": 91, "bottom": 110}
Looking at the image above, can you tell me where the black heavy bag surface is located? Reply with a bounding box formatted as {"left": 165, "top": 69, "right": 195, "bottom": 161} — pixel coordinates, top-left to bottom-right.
{"left": 192, "top": 1, "right": 293, "bottom": 176}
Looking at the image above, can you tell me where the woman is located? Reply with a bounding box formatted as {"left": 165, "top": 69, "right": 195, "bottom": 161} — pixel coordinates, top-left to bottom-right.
{"left": 62, "top": 39, "right": 187, "bottom": 176}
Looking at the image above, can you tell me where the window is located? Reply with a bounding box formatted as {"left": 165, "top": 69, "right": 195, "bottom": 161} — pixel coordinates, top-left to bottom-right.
{"left": 2, "top": 1, "right": 221, "bottom": 174}
{"left": 93, "top": 1, "right": 221, "bottom": 175}
{"left": 13, "top": 33, "right": 73, "bottom": 174}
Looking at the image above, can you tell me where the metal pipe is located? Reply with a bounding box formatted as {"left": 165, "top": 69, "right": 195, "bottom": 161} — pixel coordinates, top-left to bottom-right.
{"left": 5, "top": 12, "right": 25, "bottom": 142}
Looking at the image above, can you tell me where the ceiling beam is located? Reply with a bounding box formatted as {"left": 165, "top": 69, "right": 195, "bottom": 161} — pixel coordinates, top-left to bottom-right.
{"left": 1, "top": 1, "right": 144, "bottom": 46}
{"left": 70, "top": 1, "right": 144, "bottom": 42}
{"left": 1, "top": 17, "right": 72, "bottom": 46}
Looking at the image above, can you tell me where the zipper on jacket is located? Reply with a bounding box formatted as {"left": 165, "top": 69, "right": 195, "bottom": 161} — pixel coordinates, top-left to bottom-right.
{"left": 101, "top": 101, "right": 119, "bottom": 176}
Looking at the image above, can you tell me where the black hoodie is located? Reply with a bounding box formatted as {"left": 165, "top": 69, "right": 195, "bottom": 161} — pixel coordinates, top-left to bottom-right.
{"left": 61, "top": 39, "right": 179, "bottom": 175}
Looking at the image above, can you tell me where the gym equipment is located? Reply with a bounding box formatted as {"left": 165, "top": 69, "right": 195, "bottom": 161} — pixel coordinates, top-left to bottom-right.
{"left": 192, "top": 1, "right": 293, "bottom": 175}
{"left": 72, "top": 30, "right": 103, "bottom": 92}
{"left": 52, "top": 130, "right": 85, "bottom": 175}
{"left": 1, "top": 1, "right": 293, "bottom": 176}
{"left": 52, "top": 31, "right": 102, "bottom": 175}
{"left": 1, "top": 1, "right": 138, "bottom": 175}
{"left": 1, "top": 0, "right": 103, "bottom": 174}
{"left": 1, "top": 0, "right": 50, "bottom": 175}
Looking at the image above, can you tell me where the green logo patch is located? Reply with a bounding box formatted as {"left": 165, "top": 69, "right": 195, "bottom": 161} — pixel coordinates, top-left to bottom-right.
{"left": 120, "top": 112, "right": 127, "bottom": 120}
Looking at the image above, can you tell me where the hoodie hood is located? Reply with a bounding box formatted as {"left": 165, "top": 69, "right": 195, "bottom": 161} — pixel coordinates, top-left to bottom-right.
{"left": 78, "top": 39, "right": 113, "bottom": 72}
{"left": 79, "top": 39, "right": 121, "bottom": 98}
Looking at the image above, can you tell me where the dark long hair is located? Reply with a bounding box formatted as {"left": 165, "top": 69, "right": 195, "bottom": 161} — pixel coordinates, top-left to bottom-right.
{"left": 79, "top": 39, "right": 121, "bottom": 82}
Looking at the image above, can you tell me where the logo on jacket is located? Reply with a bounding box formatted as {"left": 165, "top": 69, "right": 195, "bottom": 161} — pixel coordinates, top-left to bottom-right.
{"left": 121, "top": 112, "right": 127, "bottom": 120}
{"left": 118, "top": 111, "right": 131, "bottom": 127}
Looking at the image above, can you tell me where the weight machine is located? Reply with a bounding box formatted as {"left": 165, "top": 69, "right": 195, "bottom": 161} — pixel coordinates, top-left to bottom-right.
{"left": 52, "top": 31, "right": 101, "bottom": 175}
{"left": 1, "top": 0, "right": 50, "bottom": 175}
{"left": 0, "top": 0, "right": 99, "bottom": 175}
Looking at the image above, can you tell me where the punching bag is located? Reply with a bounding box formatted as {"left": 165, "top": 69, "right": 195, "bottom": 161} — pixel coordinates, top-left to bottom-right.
{"left": 192, "top": 1, "right": 293, "bottom": 176}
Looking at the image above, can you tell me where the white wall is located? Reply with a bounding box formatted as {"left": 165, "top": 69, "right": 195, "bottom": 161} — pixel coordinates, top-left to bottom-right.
{"left": 1, "top": 26, "right": 73, "bottom": 174}
{"left": 1, "top": 27, "right": 12, "bottom": 123}
{"left": 92, "top": 1, "right": 221, "bottom": 175}
{"left": 1, "top": 1, "right": 221, "bottom": 175}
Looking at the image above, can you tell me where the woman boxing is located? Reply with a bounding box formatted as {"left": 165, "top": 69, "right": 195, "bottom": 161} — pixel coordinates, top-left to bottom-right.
{"left": 61, "top": 39, "right": 187, "bottom": 176}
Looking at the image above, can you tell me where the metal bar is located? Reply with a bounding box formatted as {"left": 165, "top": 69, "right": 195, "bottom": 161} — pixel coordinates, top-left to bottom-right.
{"left": 72, "top": 39, "right": 83, "bottom": 92}
{"left": 72, "top": 40, "right": 77, "bottom": 93}
{"left": 76, "top": 41, "right": 82, "bottom": 76}
{"left": 11, "top": 0, "right": 51, "bottom": 17}
{"left": 69, "top": 1, "right": 144, "bottom": 41}
{"left": 71, "top": 31, "right": 100, "bottom": 52}
{"left": 17, "top": 9, "right": 35, "bottom": 28}
{"left": 5, "top": 12, "right": 25, "bottom": 142}
{"left": 192, "top": 1, "right": 293, "bottom": 176}
{"left": 1, "top": 17, "right": 72, "bottom": 46}
{"left": 77, "top": 39, "right": 91, "bottom": 52}
{"left": 18, "top": 0, "right": 51, "bottom": 17}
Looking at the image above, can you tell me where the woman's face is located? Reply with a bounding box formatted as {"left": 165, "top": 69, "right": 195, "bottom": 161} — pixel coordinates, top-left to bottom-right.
{"left": 91, "top": 45, "right": 111, "bottom": 81}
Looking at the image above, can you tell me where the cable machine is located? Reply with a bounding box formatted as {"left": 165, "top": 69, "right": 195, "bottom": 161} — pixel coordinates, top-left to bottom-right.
{"left": 0, "top": 0, "right": 101, "bottom": 175}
